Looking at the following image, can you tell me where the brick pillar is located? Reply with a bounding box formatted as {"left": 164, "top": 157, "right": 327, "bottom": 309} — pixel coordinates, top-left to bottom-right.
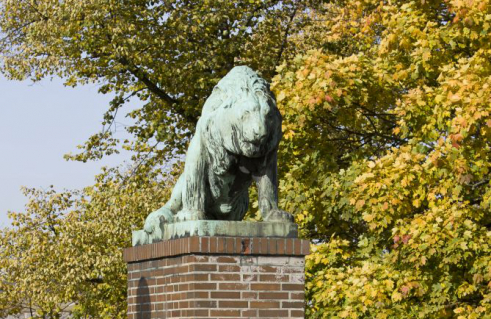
{"left": 123, "top": 236, "right": 310, "bottom": 319}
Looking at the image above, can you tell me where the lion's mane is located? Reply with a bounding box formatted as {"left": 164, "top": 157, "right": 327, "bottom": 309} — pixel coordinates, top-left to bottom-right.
{"left": 198, "top": 66, "right": 281, "bottom": 176}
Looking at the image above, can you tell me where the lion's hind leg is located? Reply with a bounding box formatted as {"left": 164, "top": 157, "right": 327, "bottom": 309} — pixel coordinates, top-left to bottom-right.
{"left": 226, "top": 191, "right": 249, "bottom": 221}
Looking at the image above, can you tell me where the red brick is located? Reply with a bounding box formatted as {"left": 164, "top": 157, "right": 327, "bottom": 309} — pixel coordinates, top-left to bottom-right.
{"left": 211, "top": 291, "right": 241, "bottom": 299}
{"left": 124, "top": 237, "right": 306, "bottom": 318}
{"left": 286, "top": 239, "right": 294, "bottom": 255}
{"left": 217, "top": 238, "right": 226, "bottom": 253}
{"left": 200, "top": 237, "right": 210, "bottom": 252}
{"left": 194, "top": 282, "right": 217, "bottom": 290}
{"left": 219, "top": 282, "right": 249, "bottom": 290}
{"left": 260, "top": 274, "right": 289, "bottom": 282}
{"left": 189, "top": 236, "right": 199, "bottom": 252}
{"left": 252, "top": 237, "right": 260, "bottom": 254}
{"left": 259, "top": 310, "right": 289, "bottom": 317}
{"left": 259, "top": 292, "right": 289, "bottom": 299}
{"left": 243, "top": 274, "right": 258, "bottom": 281}
{"left": 211, "top": 273, "right": 241, "bottom": 281}
{"left": 210, "top": 309, "right": 240, "bottom": 317}
{"left": 186, "top": 291, "right": 209, "bottom": 299}
{"left": 189, "top": 264, "right": 217, "bottom": 272}
{"left": 242, "top": 291, "right": 258, "bottom": 299}
{"left": 191, "top": 309, "right": 209, "bottom": 317}
{"left": 210, "top": 237, "right": 218, "bottom": 253}
{"left": 250, "top": 301, "right": 280, "bottom": 308}
{"left": 225, "top": 237, "right": 235, "bottom": 254}
{"left": 260, "top": 238, "right": 268, "bottom": 254}
{"left": 193, "top": 300, "right": 217, "bottom": 308}
{"left": 183, "top": 255, "right": 209, "bottom": 263}
{"left": 242, "top": 309, "right": 258, "bottom": 317}
{"left": 282, "top": 283, "right": 304, "bottom": 291}
{"left": 219, "top": 300, "right": 249, "bottom": 308}
{"left": 217, "top": 256, "right": 237, "bottom": 263}
{"left": 259, "top": 266, "right": 278, "bottom": 273}
{"left": 282, "top": 301, "right": 304, "bottom": 308}
{"left": 290, "top": 292, "right": 305, "bottom": 300}
{"left": 302, "top": 239, "right": 310, "bottom": 255}
{"left": 190, "top": 273, "right": 209, "bottom": 281}
{"left": 277, "top": 239, "right": 285, "bottom": 255}
{"left": 185, "top": 309, "right": 209, "bottom": 317}
{"left": 180, "top": 283, "right": 192, "bottom": 291}
{"left": 251, "top": 283, "right": 281, "bottom": 291}
{"left": 269, "top": 239, "right": 278, "bottom": 254}
{"left": 177, "top": 238, "right": 184, "bottom": 255}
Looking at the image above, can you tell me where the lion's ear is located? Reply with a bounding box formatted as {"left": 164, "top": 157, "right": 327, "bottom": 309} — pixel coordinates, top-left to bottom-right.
{"left": 201, "top": 86, "right": 224, "bottom": 115}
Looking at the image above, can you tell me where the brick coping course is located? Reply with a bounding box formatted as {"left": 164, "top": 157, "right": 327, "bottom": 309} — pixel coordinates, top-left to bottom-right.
{"left": 123, "top": 236, "right": 310, "bottom": 263}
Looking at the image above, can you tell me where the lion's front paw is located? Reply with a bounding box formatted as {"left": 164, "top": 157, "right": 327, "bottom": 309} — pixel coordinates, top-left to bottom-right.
{"left": 175, "top": 209, "right": 207, "bottom": 222}
{"left": 143, "top": 207, "right": 173, "bottom": 235}
{"left": 263, "top": 209, "right": 294, "bottom": 223}
{"left": 132, "top": 230, "right": 149, "bottom": 246}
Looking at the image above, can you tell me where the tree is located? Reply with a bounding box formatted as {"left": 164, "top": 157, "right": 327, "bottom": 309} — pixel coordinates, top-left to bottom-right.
{"left": 4, "top": 0, "right": 491, "bottom": 318}
{"left": 0, "top": 0, "right": 320, "bottom": 317}
{"left": 273, "top": 0, "right": 491, "bottom": 317}
{"left": 0, "top": 167, "right": 175, "bottom": 318}
{"left": 0, "top": 0, "right": 308, "bottom": 164}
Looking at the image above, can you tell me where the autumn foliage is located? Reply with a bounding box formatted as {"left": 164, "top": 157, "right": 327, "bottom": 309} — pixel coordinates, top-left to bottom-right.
{"left": 273, "top": 0, "right": 491, "bottom": 318}
{"left": 2, "top": 0, "right": 491, "bottom": 318}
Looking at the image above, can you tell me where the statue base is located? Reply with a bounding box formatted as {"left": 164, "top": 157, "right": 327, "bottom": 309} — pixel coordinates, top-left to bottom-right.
{"left": 124, "top": 222, "right": 309, "bottom": 319}
{"left": 132, "top": 220, "right": 298, "bottom": 246}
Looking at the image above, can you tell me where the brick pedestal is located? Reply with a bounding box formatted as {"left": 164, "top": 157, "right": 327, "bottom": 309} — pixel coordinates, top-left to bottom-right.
{"left": 123, "top": 236, "right": 310, "bottom": 319}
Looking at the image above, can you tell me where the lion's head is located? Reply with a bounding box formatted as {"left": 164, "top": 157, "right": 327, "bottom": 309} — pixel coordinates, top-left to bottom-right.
{"left": 201, "top": 66, "right": 282, "bottom": 159}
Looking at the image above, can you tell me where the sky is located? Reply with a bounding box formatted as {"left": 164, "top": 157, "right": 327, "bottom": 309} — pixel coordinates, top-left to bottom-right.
{"left": 0, "top": 76, "right": 135, "bottom": 228}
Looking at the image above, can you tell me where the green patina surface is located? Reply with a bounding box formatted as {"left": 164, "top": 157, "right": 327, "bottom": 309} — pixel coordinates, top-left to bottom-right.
{"left": 132, "top": 221, "right": 298, "bottom": 246}
{"left": 133, "top": 66, "right": 295, "bottom": 247}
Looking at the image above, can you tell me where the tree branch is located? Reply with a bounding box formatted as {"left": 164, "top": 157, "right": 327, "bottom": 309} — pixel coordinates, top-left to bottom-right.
{"left": 117, "top": 57, "right": 199, "bottom": 124}
{"left": 118, "top": 57, "right": 176, "bottom": 105}
{"left": 275, "top": 4, "right": 300, "bottom": 67}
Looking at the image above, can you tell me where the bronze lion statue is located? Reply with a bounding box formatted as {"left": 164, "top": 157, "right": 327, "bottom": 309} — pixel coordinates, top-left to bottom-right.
{"left": 137, "top": 66, "right": 293, "bottom": 244}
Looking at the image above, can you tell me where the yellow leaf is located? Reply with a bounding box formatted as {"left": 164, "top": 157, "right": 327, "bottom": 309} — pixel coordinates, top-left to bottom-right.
{"left": 277, "top": 91, "right": 286, "bottom": 102}
{"left": 450, "top": 93, "right": 461, "bottom": 102}
{"left": 392, "top": 291, "right": 402, "bottom": 302}
{"left": 356, "top": 199, "right": 366, "bottom": 209}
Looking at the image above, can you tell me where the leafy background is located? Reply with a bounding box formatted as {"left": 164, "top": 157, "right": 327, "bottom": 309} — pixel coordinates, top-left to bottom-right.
{"left": 1, "top": 1, "right": 491, "bottom": 318}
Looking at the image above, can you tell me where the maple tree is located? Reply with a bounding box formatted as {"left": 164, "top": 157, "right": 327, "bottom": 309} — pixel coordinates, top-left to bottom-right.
{"left": 0, "top": 168, "right": 174, "bottom": 317}
{"left": 2, "top": 0, "right": 491, "bottom": 318}
{"left": 273, "top": 0, "right": 491, "bottom": 318}
{"left": 0, "top": 0, "right": 307, "bottom": 163}
{"left": 0, "top": 0, "right": 317, "bottom": 317}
